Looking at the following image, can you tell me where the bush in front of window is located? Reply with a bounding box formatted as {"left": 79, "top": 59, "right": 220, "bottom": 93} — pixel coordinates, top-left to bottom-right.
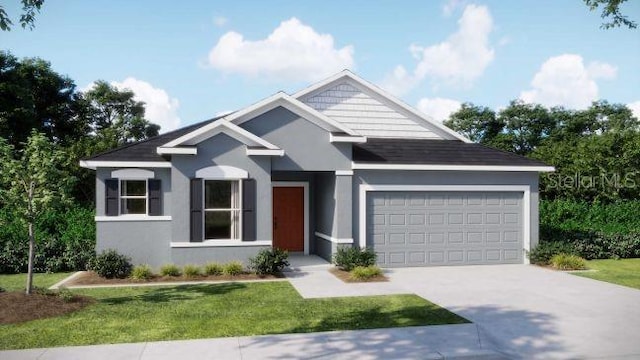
{"left": 223, "top": 261, "right": 244, "bottom": 276}
{"left": 248, "top": 248, "right": 290, "bottom": 275}
{"left": 182, "top": 264, "right": 202, "bottom": 278}
{"left": 204, "top": 262, "right": 223, "bottom": 276}
{"left": 131, "top": 264, "right": 153, "bottom": 281}
{"left": 160, "top": 264, "right": 181, "bottom": 277}
{"left": 90, "top": 249, "right": 133, "bottom": 279}
{"left": 333, "top": 246, "right": 377, "bottom": 272}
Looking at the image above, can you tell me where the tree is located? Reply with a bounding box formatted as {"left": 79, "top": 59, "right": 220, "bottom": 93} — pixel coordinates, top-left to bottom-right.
{"left": 0, "top": 132, "right": 71, "bottom": 294}
{"left": 0, "top": 51, "right": 87, "bottom": 148}
{"left": 0, "top": 0, "right": 44, "bottom": 31}
{"left": 444, "top": 103, "right": 502, "bottom": 144}
{"left": 498, "top": 100, "right": 556, "bottom": 155}
{"left": 584, "top": 0, "right": 637, "bottom": 29}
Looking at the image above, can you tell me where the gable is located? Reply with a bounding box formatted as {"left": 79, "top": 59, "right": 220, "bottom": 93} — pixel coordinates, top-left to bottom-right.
{"left": 296, "top": 71, "right": 469, "bottom": 142}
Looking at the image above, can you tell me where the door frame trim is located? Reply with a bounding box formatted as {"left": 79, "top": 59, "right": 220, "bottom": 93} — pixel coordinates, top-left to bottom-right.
{"left": 272, "top": 181, "right": 309, "bottom": 255}
{"left": 359, "top": 184, "right": 531, "bottom": 264}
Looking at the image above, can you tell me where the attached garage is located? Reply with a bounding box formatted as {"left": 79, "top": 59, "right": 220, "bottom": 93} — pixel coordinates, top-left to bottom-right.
{"left": 366, "top": 189, "right": 526, "bottom": 267}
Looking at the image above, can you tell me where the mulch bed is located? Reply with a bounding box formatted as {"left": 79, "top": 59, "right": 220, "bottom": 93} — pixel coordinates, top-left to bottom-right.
{"left": 65, "top": 271, "right": 284, "bottom": 286}
{"left": 329, "top": 268, "right": 388, "bottom": 283}
{"left": 0, "top": 291, "right": 94, "bottom": 324}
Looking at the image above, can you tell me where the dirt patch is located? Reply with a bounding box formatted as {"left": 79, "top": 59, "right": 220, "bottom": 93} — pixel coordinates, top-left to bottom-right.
{"left": 0, "top": 291, "right": 94, "bottom": 324}
{"left": 329, "top": 268, "right": 388, "bottom": 283}
{"left": 65, "top": 271, "right": 284, "bottom": 286}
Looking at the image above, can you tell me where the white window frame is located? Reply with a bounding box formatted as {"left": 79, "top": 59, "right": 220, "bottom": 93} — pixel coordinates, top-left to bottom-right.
{"left": 119, "top": 178, "right": 149, "bottom": 216}
{"left": 202, "top": 179, "right": 243, "bottom": 242}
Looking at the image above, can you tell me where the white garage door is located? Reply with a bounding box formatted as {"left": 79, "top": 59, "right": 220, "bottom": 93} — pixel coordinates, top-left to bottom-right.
{"left": 366, "top": 191, "right": 524, "bottom": 267}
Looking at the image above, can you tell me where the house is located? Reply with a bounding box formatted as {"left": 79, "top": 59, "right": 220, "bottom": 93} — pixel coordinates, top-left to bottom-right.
{"left": 80, "top": 70, "right": 553, "bottom": 268}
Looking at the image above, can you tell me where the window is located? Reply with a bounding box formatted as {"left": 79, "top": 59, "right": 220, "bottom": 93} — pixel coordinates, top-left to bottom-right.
{"left": 204, "top": 180, "right": 241, "bottom": 240}
{"left": 120, "top": 180, "right": 147, "bottom": 215}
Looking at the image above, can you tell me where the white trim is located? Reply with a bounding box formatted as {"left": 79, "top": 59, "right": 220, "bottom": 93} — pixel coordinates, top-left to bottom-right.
{"left": 80, "top": 160, "right": 171, "bottom": 170}
{"left": 111, "top": 169, "right": 154, "bottom": 179}
{"left": 171, "top": 240, "right": 272, "bottom": 248}
{"left": 352, "top": 163, "right": 555, "bottom": 172}
{"left": 329, "top": 134, "right": 367, "bottom": 143}
{"left": 195, "top": 165, "right": 248, "bottom": 179}
{"left": 314, "top": 232, "right": 354, "bottom": 244}
{"left": 96, "top": 215, "right": 172, "bottom": 222}
{"left": 156, "top": 147, "right": 197, "bottom": 155}
{"left": 358, "top": 184, "right": 531, "bottom": 264}
{"left": 335, "top": 170, "right": 354, "bottom": 176}
{"left": 163, "top": 119, "right": 281, "bottom": 149}
{"left": 293, "top": 70, "right": 471, "bottom": 143}
{"left": 246, "top": 148, "right": 285, "bottom": 156}
{"left": 272, "top": 181, "right": 310, "bottom": 255}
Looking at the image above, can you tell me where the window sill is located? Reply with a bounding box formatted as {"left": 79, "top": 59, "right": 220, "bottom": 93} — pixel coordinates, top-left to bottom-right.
{"left": 170, "top": 240, "right": 272, "bottom": 248}
{"left": 95, "top": 215, "right": 172, "bottom": 222}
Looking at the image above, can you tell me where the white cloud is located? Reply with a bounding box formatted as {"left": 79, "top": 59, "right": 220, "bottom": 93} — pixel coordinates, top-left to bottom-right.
{"left": 417, "top": 97, "right": 461, "bottom": 122}
{"left": 442, "top": 0, "right": 465, "bottom": 16}
{"left": 213, "top": 16, "right": 228, "bottom": 28}
{"left": 111, "top": 78, "right": 182, "bottom": 133}
{"left": 520, "top": 54, "right": 617, "bottom": 109}
{"left": 382, "top": 4, "right": 494, "bottom": 95}
{"left": 628, "top": 101, "right": 640, "bottom": 119}
{"left": 207, "top": 17, "right": 354, "bottom": 82}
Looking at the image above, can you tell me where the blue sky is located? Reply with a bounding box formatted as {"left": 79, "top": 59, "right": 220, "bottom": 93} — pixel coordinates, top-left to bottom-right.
{"left": 1, "top": 0, "right": 639, "bottom": 132}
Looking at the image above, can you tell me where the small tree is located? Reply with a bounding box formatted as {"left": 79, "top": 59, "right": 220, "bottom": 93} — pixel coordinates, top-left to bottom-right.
{"left": 0, "top": 132, "right": 71, "bottom": 294}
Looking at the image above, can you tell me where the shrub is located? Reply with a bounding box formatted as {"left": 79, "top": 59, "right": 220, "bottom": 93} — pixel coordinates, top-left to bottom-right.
{"left": 131, "top": 264, "right": 153, "bottom": 281}
{"left": 550, "top": 253, "right": 587, "bottom": 271}
{"left": 248, "top": 248, "right": 290, "bottom": 275}
{"left": 204, "top": 262, "right": 223, "bottom": 276}
{"left": 528, "top": 241, "right": 576, "bottom": 265}
{"left": 182, "top": 264, "right": 201, "bottom": 278}
{"left": 349, "top": 266, "right": 383, "bottom": 281}
{"left": 57, "top": 287, "right": 75, "bottom": 303}
{"left": 160, "top": 264, "right": 181, "bottom": 277}
{"left": 333, "top": 246, "right": 377, "bottom": 271}
{"left": 223, "top": 261, "right": 244, "bottom": 276}
{"left": 90, "top": 249, "right": 132, "bottom": 279}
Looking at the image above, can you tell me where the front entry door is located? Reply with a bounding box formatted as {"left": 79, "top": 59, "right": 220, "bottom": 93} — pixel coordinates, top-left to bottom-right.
{"left": 273, "top": 186, "right": 304, "bottom": 251}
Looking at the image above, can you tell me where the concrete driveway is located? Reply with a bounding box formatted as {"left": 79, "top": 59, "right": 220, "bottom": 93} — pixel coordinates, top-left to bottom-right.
{"left": 389, "top": 264, "right": 640, "bottom": 359}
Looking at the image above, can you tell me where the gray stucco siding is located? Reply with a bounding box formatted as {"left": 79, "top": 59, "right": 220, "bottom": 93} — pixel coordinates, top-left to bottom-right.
{"left": 239, "top": 106, "right": 352, "bottom": 172}
{"left": 170, "top": 245, "right": 270, "bottom": 265}
{"left": 170, "top": 133, "right": 272, "bottom": 243}
{"left": 352, "top": 170, "right": 540, "bottom": 253}
{"left": 96, "top": 221, "right": 172, "bottom": 268}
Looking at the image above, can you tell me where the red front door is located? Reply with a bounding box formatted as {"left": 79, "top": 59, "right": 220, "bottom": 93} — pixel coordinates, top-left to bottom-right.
{"left": 272, "top": 186, "right": 304, "bottom": 252}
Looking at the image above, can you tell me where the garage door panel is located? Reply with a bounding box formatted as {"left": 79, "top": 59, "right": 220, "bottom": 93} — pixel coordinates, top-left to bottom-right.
{"left": 367, "top": 191, "right": 524, "bottom": 267}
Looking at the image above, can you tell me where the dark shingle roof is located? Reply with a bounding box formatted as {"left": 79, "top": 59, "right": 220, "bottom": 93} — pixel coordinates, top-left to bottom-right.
{"left": 353, "top": 139, "right": 548, "bottom": 167}
{"left": 86, "top": 116, "right": 226, "bottom": 162}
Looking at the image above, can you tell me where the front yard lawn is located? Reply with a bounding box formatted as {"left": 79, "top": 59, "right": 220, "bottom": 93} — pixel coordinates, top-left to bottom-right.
{"left": 0, "top": 272, "right": 71, "bottom": 292}
{"left": 0, "top": 281, "right": 467, "bottom": 350}
{"left": 573, "top": 258, "right": 640, "bottom": 289}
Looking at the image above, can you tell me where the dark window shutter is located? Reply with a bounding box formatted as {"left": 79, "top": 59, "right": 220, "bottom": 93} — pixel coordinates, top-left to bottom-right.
{"left": 190, "top": 178, "right": 203, "bottom": 242}
{"left": 242, "top": 178, "right": 256, "bottom": 241}
{"left": 105, "top": 178, "right": 119, "bottom": 216}
{"left": 148, "top": 179, "right": 162, "bottom": 216}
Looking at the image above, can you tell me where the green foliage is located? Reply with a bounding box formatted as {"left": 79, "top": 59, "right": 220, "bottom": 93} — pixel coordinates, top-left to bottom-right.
{"left": 584, "top": 0, "right": 637, "bottom": 29}
{"left": 57, "top": 287, "right": 75, "bottom": 303}
{"left": 0, "top": 0, "right": 44, "bottom": 31}
{"left": 182, "top": 265, "right": 201, "bottom": 278}
{"left": 90, "top": 249, "right": 132, "bottom": 279}
{"left": 349, "top": 266, "right": 383, "bottom": 280}
{"left": 333, "top": 246, "right": 377, "bottom": 271}
{"left": 444, "top": 103, "right": 501, "bottom": 144}
{"left": 550, "top": 254, "right": 588, "bottom": 271}
{"left": 222, "top": 261, "right": 244, "bottom": 276}
{"left": 529, "top": 241, "right": 577, "bottom": 265}
{"left": 0, "top": 286, "right": 5, "bottom": 293}
{"left": 248, "top": 248, "right": 290, "bottom": 275}
{"left": 131, "top": 265, "right": 153, "bottom": 281}
{"left": 159, "top": 264, "right": 181, "bottom": 277}
{"left": 204, "top": 262, "right": 223, "bottom": 276}
{"left": 540, "top": 200, "right": 640, "bottom": 236}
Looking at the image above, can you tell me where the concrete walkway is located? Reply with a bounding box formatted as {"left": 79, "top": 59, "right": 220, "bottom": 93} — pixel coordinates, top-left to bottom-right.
{"left": 0, "top": 324, "right": 505, "bottom": 360}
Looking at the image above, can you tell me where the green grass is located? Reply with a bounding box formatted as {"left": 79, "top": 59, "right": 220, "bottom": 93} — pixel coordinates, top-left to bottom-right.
{"left": 573, "top": 258, "right": 640, "bottom": 289}
{"left": 0, "top": 272, "right": 71, "bottom": 292}
{"left": 0, "top": 281, "right": 467, "bottom": 350}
